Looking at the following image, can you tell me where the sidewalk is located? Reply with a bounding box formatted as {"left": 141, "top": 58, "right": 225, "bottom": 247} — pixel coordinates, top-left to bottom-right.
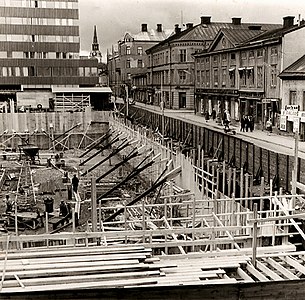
{"left": 112, "top": 97, "right": 304, "bottom": 158}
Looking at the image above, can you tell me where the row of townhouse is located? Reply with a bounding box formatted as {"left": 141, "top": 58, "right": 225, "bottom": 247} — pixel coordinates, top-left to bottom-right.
{"left": 144, "top": 16, "right": 281, "bottom": 110}
{"left": 193, "top": 16, "right": 305, "bottom": 132}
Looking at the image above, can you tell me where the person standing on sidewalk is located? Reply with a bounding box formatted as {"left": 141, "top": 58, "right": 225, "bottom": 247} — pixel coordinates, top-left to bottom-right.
{"left": 72, "top": 174, "right": 79, "bottom": 193}
{"left": 211, "top": 108, "right": 216, "bottom": 121}
{"left": 240, "top": 115, "right": 246, "bottom": 132}
{"left": 266, "top": 118, "right": 272, "bottom": 135}
{"left": 204, "top": 109, "right": 210, "bottom": 122}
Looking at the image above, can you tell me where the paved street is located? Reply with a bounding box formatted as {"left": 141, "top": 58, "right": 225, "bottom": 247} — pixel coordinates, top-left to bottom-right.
{"left": 114, "top": 98, "right": 305, "bottom": 159}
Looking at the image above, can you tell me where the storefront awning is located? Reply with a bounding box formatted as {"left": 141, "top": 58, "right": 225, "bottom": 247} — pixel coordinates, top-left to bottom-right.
{"left": 229, "top": 67, "right": 236, "bottom": 72}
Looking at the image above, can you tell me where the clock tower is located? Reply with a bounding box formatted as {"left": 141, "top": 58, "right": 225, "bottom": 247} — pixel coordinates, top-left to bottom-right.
{"left": 90, "top": 25, "right": 102, "bottom": 62}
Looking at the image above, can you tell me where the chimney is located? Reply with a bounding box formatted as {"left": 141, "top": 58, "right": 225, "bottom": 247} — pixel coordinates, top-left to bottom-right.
{"left": 201, "top": 16, "right": 211, "bottom": 24}
{"left": 232, "top": 17, "right": 242, "bottom": 25}
{"left": 283, "top": 16, "right": 295, "bottom": 28}
{"left": 186, "top": 23, "right": 193, "bottom": 29}
{"left": 175, "top": 24, "right": 181, "bottom": 34}
{"left": 141, "top": 24, "right": 148, "bottom": 32}
{"left": 157, "top": 24, "right": 162, "bottom": 32}
{"left": 248, "top": 25, "right": 262, "bottom": 30}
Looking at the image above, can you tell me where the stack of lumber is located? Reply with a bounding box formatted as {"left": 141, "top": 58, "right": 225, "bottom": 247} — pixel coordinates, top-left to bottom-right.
{"left": 155, "top": 255, "right": 251, "bottom": 286}
{"left": 0, "top": 245, "right": 162, "bottom": 293}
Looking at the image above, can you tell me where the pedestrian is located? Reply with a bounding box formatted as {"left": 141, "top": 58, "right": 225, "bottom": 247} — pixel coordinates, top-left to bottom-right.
{"left": 249, "top": 115, "right": 254, "bottom": 132}
{"left": 59, "top": 200, "right": 68, "bottom": 216}
{"left": 245, "top": 115, "right": 250, "bottom": 132}
{"left": 72, "top": 174, "right": 79, "bottom": 193}
{"left": 204, "top": 109, "right": 210, "bottom": 122}
{"left": 211, "top": 108, "right": 216, "bottom": 121}
{"left": 5, "top": 194, "right": 13, "bottom": 214}
{"left": 240, "top": 115, "right": 245, "bottom": 132}
{"left": 266, "top": 118, "right": 272, "bottom": 135}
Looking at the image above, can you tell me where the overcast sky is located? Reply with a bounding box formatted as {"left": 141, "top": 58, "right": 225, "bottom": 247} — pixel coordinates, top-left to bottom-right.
{"left": 79, "top": 0, "right": 305, "bottom": 62}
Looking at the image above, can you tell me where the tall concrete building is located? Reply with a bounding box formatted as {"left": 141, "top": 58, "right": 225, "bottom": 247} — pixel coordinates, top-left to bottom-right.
{"left": 0, "top": 0, "right": 99, "bottom": 111}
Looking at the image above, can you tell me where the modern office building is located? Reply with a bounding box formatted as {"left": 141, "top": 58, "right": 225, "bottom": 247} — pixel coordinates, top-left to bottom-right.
{"left": 0, "top": 0, "right": 100, "bottom": 111}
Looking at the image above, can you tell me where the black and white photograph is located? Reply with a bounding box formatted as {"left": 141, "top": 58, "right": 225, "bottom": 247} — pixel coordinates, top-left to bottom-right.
{"left": 1, "top": 0, "right": 305, "bottom": 299}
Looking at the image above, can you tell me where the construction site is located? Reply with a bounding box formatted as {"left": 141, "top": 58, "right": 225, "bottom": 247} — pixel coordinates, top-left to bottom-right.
{"left": 1, "top": 105, "right": 305, "bottom": 299}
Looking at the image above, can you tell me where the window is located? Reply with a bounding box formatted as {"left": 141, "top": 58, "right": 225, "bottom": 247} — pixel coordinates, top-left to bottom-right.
{"left": 230, "top": 53, "right": 236, "bottom": 61}
{"left": 213, "top": 68, "right": 218, "bottom": 87}
{"left": 213, "top": 56, "right": 218, "bottom": 65}
{"left": 28, "top": 66, "right": 35, "bottom": 76}
{"left": 34, "top": 0, "right": 38, "bottom": 7}
{"left": 229, "top": 68, "right": 235, "bottom": 87}
{"left": 290, "top": 91, "right": 297, "bottom": 105}
{"left": 206, "top": 70, "right": 210, "bottom": 86}
{"left": 221, "top": 54, "right": 227, "bottom": 62}
{"left": 126, "top": 59, "right": 130, "bottom": 68}
{"left": 239, "top": 68, "right": 246, "bottom": 86}
{"left": 270, "top": 65, "right": 277, "bottom": 87}
{"left": 257, "top": 49, "right": 263, "bottom": 57}
{"left": 241, "top": 51, "right": 247, "bottom": 60}
{"left": 137, "top": 46, "right": 143, "bottom": 55}
{"left": 179, "top": 49, "right": 186, "bottom": 62}
{"left": 22, "top": 67, "right": 28, "bottom": 76}
{"left": 178, "top": 70, "right": 186, "bottom": 83}
{"left": 205, "top": 57, "right": 210, "bottom": 64}
{"left": 247, "top": 68, "right": 254, "bottom": 86}
{"left": 31, "top": 35, "right": 35, "bottom": 42}
{"left": 257, "top": 66, "right": 263, "bottom": 87}
{"left": 137, "top": 59, "right": 143, "bottom": 68}
{"left": 126, "top": 46, "right": 131, "bottom": 55}
{"left": 271, "top": 47, "right": 278, "bottom": 56}
{"left": 222, "top": 68, "right": 227, "bottom": 87}
{"left": 249, "top": 50, "right": 255, "bottom": 58}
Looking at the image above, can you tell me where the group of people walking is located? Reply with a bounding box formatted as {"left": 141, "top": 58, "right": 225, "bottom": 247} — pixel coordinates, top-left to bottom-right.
{"left": 240, "top": 115, "right": 254, "bottom": 132}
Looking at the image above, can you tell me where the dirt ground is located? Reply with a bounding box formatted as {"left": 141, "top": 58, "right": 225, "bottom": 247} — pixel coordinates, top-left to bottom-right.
{"left": 0, "top": 147, "right": 144, "bottom": 234}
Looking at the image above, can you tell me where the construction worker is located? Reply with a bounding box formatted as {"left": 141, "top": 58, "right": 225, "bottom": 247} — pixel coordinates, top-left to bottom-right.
{"left": 71, "top": 174, "right": 79, "bottom": 193}
{"left": 59, "top": 200, "right": 68, "bottom": 216}
{"left": 5, "top": 194, "right": 14, "bottom": 214}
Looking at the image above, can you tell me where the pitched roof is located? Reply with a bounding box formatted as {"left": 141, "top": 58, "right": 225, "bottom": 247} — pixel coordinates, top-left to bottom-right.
{"left": 176, "top": 22, "right": 280, "bottom": 42}
{"left": 125, "top": 29, "right": 174, "bottom": 42}
{"left": 279, "top": 54, "right": 305, "bottom": 78}
{"left": 208, "top": 28, "right": 265, "bottom": 52}
{"left": 147, "top": 21, "right": 281, "bottom": 53}
{"left": 246, "top": 23, "right": 305, "bottom": 44}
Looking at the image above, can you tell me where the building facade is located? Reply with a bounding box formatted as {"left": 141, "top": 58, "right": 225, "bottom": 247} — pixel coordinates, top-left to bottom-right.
{"left": 0, "top": 0, "right": 99, "bottom": 110}
{"left": 107, "top": 23, "right": 173, "bottom": 101}
{"left": 193, "top": 16, "right": 305, "bottom": 129}
{"left": 146, "top": 16, "right": 281, "bottom": 111}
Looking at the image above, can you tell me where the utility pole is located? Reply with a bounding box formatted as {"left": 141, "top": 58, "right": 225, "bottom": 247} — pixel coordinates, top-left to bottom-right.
{"left": 292, "top": 116, "right": 300, "bottom": 208}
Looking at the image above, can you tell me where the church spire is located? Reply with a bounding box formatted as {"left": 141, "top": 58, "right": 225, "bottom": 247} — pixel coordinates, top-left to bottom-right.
{"left": 90, "top": 25, "right": 102, "bottom": 62}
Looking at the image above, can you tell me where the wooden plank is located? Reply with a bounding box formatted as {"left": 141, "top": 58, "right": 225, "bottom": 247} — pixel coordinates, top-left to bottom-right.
{"left": 262, "top": 257, "right": 299, "bottom": 280}
{"left": 0, "top": 245, "right": 149, "bottom": 259}
{"left": 246, "top": 263, "right": 269, "bottom": 282}
{"left": 3, "top": 259, "right": 141, "bottom": 272}
{"left": 255, "top": 260, "right": 283, "bottom": 281}
{"left": 0, "top": 253, "right": 148, "bottom": 266}
{"left": 2, "top": 270, "right": 161, "bottom": 288}
{"left": 236, "top": 267, "right": 254, "bottom": 282}
{"left": 4, "top": 263, "right": 148, "bottom": 278}
{"left": 1, "top": 277, "right": 159, "bottom": 293}
{"left": 280, "top": 256, "right": 305, "bottom": 275}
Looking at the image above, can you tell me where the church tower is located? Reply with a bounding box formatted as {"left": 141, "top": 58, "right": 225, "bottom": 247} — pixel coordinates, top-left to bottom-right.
{"left": 90, "top": 25, "right": 102, "bottom": 62}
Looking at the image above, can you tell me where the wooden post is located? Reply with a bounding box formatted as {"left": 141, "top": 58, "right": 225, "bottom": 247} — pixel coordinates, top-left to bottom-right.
{"left": 252, "top": 203, "right": 258, "bottom": 268}
{"left": 260, "top": 177, "right": 265, "bottom": 212}
{"left": 228, "top": 168, "right": 232, "bottom": 198}
{"left": 99, "top": 200, "right": 102, "bottom": 232}
{"left": 231, "top": 193, "right": 235, "bottom": 226}
{"left": 233, "top": 168, "right": 236, "bottom": 196}
{"left": 240, "top": 167, "right": 244, "bottom": 200}
{"left": 222, "top": 161, "right": 226, "bottom": 195}
{"left": 245, "top": 173, "right": 249, "bottom": 209}
{"left": 91, "top": 178, "right": 97, "bottom": 232}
